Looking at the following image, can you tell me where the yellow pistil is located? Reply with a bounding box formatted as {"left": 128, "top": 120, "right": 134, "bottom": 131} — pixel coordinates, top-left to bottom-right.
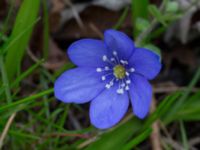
{"left": 113, "top": 65, "right": 126, "bottom": 79}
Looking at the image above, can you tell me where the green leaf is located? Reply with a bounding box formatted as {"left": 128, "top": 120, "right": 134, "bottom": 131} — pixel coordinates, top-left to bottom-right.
{"left": 0, "top": 88, "right": 53, "bottom": 113}
{"left": 42, "top": 0, "right": 49, "bottom": 59}
{"left": 144, "top": 92, "right": 181, "bottom": 129}
{"left": 122, "top": 128, "right": 152, "bottom": 150}
{"left": 113, "top": 7, "right": 129, "bottom": 30}
{"left": 179, "top": 121, "right": 189, "bottom": 150}
{"left": 173, "top": 91, "right": 200, "bottom": 120}
{"left": 148, "top": 5, "right": 167, "bottom": 26}
{"left": 164, "top": 67, "right": 200, "bottom": 123}
{"left": 166, "top": 1, "right": 179, "bottom": 13}
{"left": 0, "top": 55, "right": 12, "bottom": 103}
{"left": 4, "top": 0, "right": 40, "bottom": 80}
{"left": 85, "top": 118, "right": 142, "bottom": 150}
{"left": 131, "top": 0, "right": 149, "bottom": 37}
{"left": 135, "top": 18, "right": 150, "bottom": 32}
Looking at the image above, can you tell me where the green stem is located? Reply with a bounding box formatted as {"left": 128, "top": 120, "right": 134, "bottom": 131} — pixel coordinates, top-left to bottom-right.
{"left": 0, "top": 88, "right": 54, "bottom": 112}
{"left": 0, "top": 55, "right": 12, "bottom": 103}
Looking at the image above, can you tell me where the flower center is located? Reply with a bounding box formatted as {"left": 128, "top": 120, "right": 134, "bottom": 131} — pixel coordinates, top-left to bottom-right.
{"left": 96, "top": 51, "right": 135, "bottom": 94}
{"left": 113, "top": 65, "right": 126, "bottom": 79}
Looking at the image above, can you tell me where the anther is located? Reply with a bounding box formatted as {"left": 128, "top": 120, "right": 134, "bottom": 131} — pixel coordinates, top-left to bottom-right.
{"left": 125, "top": 86, "right": 130, "bottom": 90}
{"left": 117, "top": 88, "right": 124, "bottom": 94}
{"left": 102, "top": 55, "right": 107, "bottom": 61}
{"left": 96, "top": 68, "right": 102, "bottom": 72}
{"left": 101, "top": 76, "right": 106, "bottom": 81}
{"left": 105, "top": 66, "right": 109, "bottom": 70}
{"left": 121, "top": 83, "right": 126, "bottom": 87}
{"left": 110, "top": 58, "right": 115, "bottom": 61}
{"left": 126, "top": 80, "right": 131, "bottom": 84}
{"left": 105, "top": 84, "right": 111, "bottom": 89}
{"left": 113, "top": 51, "right": 117, "bottom": 56}
{"left": 130, "top": 68, "right": 135, "bottom": 72}
{"left": 110, "top": 81, "right": 114, "bottom": 86}
{"left": 120, "top": 60, "right": 128, "bottom": 65}
{"left": 126, "top": 72, "right": 130, "bottom": 76}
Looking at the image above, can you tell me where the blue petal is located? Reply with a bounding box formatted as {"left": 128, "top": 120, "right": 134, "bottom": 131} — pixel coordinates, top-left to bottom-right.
{"left": 90, "top": 85, "right": 129, "bottom": 129}
{"left": 129, "top": 74, "right": 152, "bottom": 119}
{"left": 68, "top": 39, "right": 108, "bottom": 67}
{"left": 128, "top": 48, "right": 161, "bottom": 80}
{"left": 104, "top": 29, "right": 135, "bottom": 59}
{"left": 54, "top": 68, "right": 105, "bottom": 104}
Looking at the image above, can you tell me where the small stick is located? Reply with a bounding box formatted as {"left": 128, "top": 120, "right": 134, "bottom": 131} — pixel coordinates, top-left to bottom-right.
{"left": 0, "top": 113, "right": 16, "bottom": 149}
{"left": 150, "top": 97, "right": 162, "bottom": 150}
{"left": 89, "top": 23, "right": 104, "bottom": 39}
{"left": 44, "top": 133, "right": 91, "bottom": 139}
{"left": 64, "top": 0, "right": 85, "bottom": 30}
{"left": 153, "top": 86, "right": 199, "bottom": 94}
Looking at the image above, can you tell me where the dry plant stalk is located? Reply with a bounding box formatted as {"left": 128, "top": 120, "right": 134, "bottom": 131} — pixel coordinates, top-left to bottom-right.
{"left": 0, "top": 113, "right": 16, "bottom": 149}
{"left": 150, "top": 97, "right": 162, "bottom": 150}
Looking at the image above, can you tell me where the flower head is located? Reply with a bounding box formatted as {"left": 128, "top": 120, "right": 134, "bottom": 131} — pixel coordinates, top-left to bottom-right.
{"left": 54, "top": 29, "right": 161, "bottom": 129}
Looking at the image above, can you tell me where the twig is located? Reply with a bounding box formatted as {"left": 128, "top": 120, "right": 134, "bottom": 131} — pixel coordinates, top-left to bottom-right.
{"left": 189, "top": 137, "right": 200, "bottom": 147}
{"left": 27, "top": 48, "right": 66, "bottom": 70}
{"left": 0, "top": 113, "right": 16, "bottom": 149}
{"left": 153, "top": 86, "right": 199, "bottom": 93}
{"left": 150, "top": 97, "right": 162, "bottom": 150}
{"left": 160, "top": 122, "right": 197, "bottom": 150}
{"left": 44, "top": 133, "right": 91, "bottom": 139}
{"left": 162, "top": 137, "right": 184, "bottom": 150}
{"left": 64, "top": 0, "right": 85, "bottom": 29}
{"left": 68, "top": 110, "right": 82, "bottom": 130}
{"left": 77, "top": 136, "right": 98, "bottom": 149}
{"left": 89, "top": 23, "right": 103, "bottom": 39}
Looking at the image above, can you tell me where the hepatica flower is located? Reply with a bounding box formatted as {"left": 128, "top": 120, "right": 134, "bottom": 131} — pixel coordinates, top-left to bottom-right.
{"left": 54, "top": 29, "right": 161, "bottom": 129}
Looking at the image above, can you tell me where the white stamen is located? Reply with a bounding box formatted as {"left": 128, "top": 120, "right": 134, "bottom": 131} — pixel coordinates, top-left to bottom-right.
{"left": 101, "top": 76, "right": 106, "bottom": 81}
{"left": 120, "top": 60, "right": 124, "bottom": 64}
{"left": 108, "top": 78, "right": 115, "bottom": 87}
{"left": 105, "top": 84, "right": 111, "bottom": 89}
{"left": 126, "top": 80, "right": 131, "bottom": 84}
{"left": 105, "top": 66, "right": 109, "bottom": 70}
{"left": 96, "top": 68, "right": 102, "bottom": 72}
{"left": 121, "top": 83, "right": 126, "bottom": 87}
{"left": 113, "top": 51, "right": 117, "bottom": 56}
{"left": 117, "top": 88, "right": 124, "bottom": 94}
{"left": 125, "top": 86, "right": 130, "bottom": 90}
{"left": 130, "top": 68, "right": 135, "bottom": 72}
{"left": 110, "top": 58, "right": 115, "bottom": 61}
{"left": 120, "top": 60, "right": 128, "bottom": 65}
{"left": 102, "top": 55, "right": 115, "bottom": 65}
{"left": 102, "top": 55, "right": 107, "bottom": 61}
{"left": 110, "top": 81, "right": 114, "bottom": 86}
{"left": 126, "top": 72, "right": 130, "bottom": 76}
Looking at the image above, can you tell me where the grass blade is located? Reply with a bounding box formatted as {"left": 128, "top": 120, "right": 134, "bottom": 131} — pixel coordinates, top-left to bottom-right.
{"left": 5, "top": 0, "right": 40, "bottom": 80}
{"left": 0, "top": 88, "right": 53, "bottom": 113}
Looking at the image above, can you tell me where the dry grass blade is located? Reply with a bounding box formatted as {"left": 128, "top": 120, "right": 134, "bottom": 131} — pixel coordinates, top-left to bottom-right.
{"left": 150, "top": 97, "right": 162, "bottom": 150}
{"left": 0, "top": 113, "right": 16, "bottom": 149}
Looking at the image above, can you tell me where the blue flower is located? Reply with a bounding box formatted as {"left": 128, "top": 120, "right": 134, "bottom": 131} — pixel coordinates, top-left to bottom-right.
{"left": 54, "top": 29, "right": 161, "bottom": 129}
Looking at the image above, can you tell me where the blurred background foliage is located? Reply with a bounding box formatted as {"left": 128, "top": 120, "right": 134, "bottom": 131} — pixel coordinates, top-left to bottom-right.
{"left": 0, "top": 0, "right": 200, "bottom": 149}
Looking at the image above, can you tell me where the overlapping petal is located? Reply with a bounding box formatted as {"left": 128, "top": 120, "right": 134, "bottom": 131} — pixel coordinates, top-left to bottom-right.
{"left": 90, "top": 85, "right": 129, "bottom": 129}
{"left": 128, "top": 48, "right": 161, "bottom": 80}
{"left": 68, "top": 39, "right": 109, "bottom": 67}
{"left": 129, "top": 74, "right": 152, "bottom": 119}
{"left": 54, "top": 68, "right": 105, "bottom": 104}
{"left": 104, "top": 29, "right": 135, "bottom": 59}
